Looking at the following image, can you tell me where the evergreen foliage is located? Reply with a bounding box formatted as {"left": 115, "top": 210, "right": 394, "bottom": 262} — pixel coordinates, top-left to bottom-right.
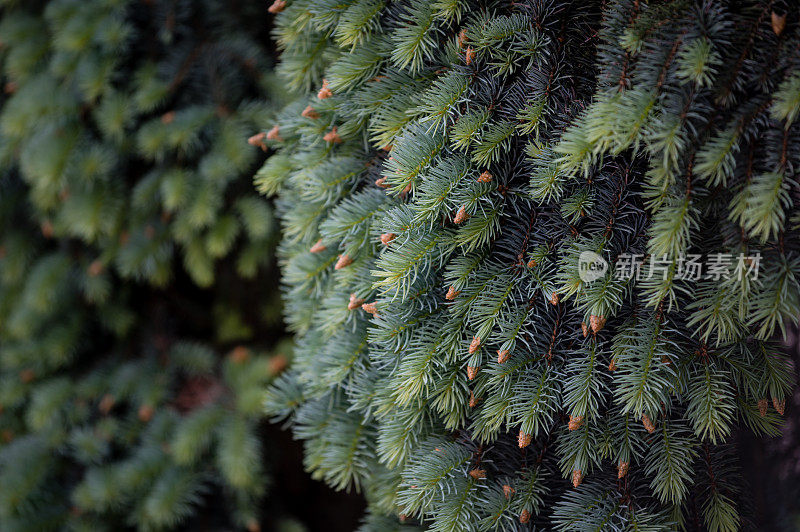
{"left": 261, "top": 0, "right": 799, "bottom": 530}
{"left": 0, "top": 1, "right": 291, "bottom": 530}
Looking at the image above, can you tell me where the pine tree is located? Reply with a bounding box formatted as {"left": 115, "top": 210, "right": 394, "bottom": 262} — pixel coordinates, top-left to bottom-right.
{"left": 260, "top": 0, "right": 799, "bottom": 530}
{"left": 0, "top": 1, "right": 293, "bottom": 530}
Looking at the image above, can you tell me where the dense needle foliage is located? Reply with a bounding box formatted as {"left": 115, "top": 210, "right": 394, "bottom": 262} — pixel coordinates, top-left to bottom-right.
{"left": 0, "top": 1, "right": 291, "bottom": 530}
{"left": 261, "top": 0, "right": 800, "bottom": 530}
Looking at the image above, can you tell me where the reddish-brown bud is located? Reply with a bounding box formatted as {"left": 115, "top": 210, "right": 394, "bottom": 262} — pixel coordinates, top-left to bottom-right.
{"left": 454, "top": 206, "right": 469, "bottom": 224}
{"left": 590, "top": 314, "right": 606, "bottom": 333}
{"left": 348, "top": 293, "right": 365, "bottom": 310}
{"left": 310, "top": 239, "right": 326, "bottom": 253}
{"left": 301, "top": 105, "right": 320, "bottom": 119}
{"left": 268, "top": 0, "right": 286, "bottom": 14}
{"left": 465, "top": 46, "right": 475, "bottom": 65}
{"left": 88, "top": 260, "right": 104, "bottom": 277}
{"left": 773, "top": 397, "right": 786, "bottom": 415}
{"left": 317, "top": 79, "right": 332, "bottom": 99}
{"left": 469, "top": 469, "right": 486, "bottom": 480}
{"left": 772, "top": 12, "right": 786, "bottom": 36}
{"left": 497, "top": 349, "right": 510, "bottom": 364}
{"left": 642, "top": 414, "right": 656, "bottom": 433}
{"left": 323, "top": 126, "right": 342, "bottom": 143}
{"left": 758, "top": 398, "right": 768, "bottom": 416}
{"left": 230, "top": 346, "right": 250, "bottom": 364}
{"left": 468, "top": 336, "right": 481, "bottom": 355}
{"left": 518, "top": 430, "right": 532, "bottom": 448}
{"left": 266, "top": 124, "right": 283, "bottom": 141}
{"left": 138, "top": 404, "right": 154, "bottom": 422}
{"left": 335, "top": 254, "right": 353, "bottom": 270}
{"left": 458, "top": 28, "right": 468, "bottom": 48}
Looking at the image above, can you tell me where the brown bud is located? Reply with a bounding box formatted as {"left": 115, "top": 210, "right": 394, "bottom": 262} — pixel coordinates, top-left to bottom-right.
{"left": 458, "top": 28, "right": 468, "bottom": 48}
{"left": 642, "top": 414, "right": 655, "bottom": 433}
{"left": 19, "top": 369, "right": 35, "bottom": 383}
{"left": 301, "top": 105, "right": 320, "bottom": 119}
{"left": 469, "top": 390, "right": 479, "bottom": 408}
{"left": 568, "top": 415, "right": 583, "bottom": 431}
{"left": 266, "top": 124, "right": 283, "bottom": 142}
{"left": 773, "top": 397, "right": 786, "bottom": 415}
{"left": 230, "top": 345, "right": 250, "bottom": 364}
{"left": 41, "top": 220, "right": 54, "bottom": 239}
{"left": 467, "top": 365, "right": 480, "bottom": 380}
{"left": 469, "top": 468, "right": 486, "bottom": 480}
{"left": 4, "top": 81, "right": 18, "bottom": 94}
{"left": 465, "top": 46, "right": 475, "bottom": 65}
{"left": 335, "top": 254, "right": 353, "bottom": 270}
{"left": 99, "top": 394, "right": 115, "bottom": 414}
{"left": 138, "top": 404, "right": 154, "bottom": 422}
{"left": 590, "top": 314, "right": 606, "bottom": 333}
{"left": 348, "top": 293, "right": 365, "bottom": 310}
{"left": 572, "top": 469, "right": 584, "bottom": 488}
{"left": 375, "top": 177, "right": 389, "bottom": 188}
{"left": 581, "top": 322, "right": 589, "bottom": 337}
{"left": 454, "top": 206, "right": 469, "bottom": 224}
{"left": 380, "top": 232, "right": 396, "bottom": 246}
{"left": 88, "top": 260, "right": 104, "bottom": 277}
{"left": 310, "top": 239, "right": 326, "bottom": 253}
{"left": 503, "top": 484, "right": 515, "bottom": 499}
{"left": 527, "top": 258, "right": 537, "bottom": 268}
{"left": 549, "top": 292, "right": 560, "bottom": 305}
{"left": 446, "top": 286, "right": 460, "bottom": 300}
{"left": 381, "top": 144, "right": 393, "bottom": 152}
{"left": 468, "top": 336, "right": 481, "bottom": 354}
{"left": 268, "top": 0, "right": 286, "bottom": 14}
{"left": 400, "top": 183, "right": 412, "bottom": 197}
{"left": 758, "top": 398, "right": 769, "bottom": 416}
{"left": 608, "top": 358, "right": 617, "bottom": 372}
{"left": 772, "top": 12, "right": 786, "bottom": 36}
{"left": 618, "top": 460, "right": 629, "bottom": 479}
{"left": 361, "top": 302, "right": 379, "bottom": 316}
{"left": 317, "top": 79, "right": 332, "bottom": 99}
{"left": 518, "top": 430, "right": 532, "bottom": 448}
{"left": 478, "top": 171, "right": 492, "bottom": 183}
{"left": 519, "top": 509, "right": 531, "bottom": 523}
{"left": 323, "top": 126, "right": 342, "bottom": 144}
{"left": 246, "top": 519, "right": 261, "bottom": 532}
{"left": 248, "top": 132, "right": 267, "bottom": 151}
{"left": 268, "top": 354, "right": 288, "bottom": 375}
{"left": 161, "top": 111, "right": 175, "bottom": 124}
{"left": 497, "top": 349, "right": 510, "bottom": 364}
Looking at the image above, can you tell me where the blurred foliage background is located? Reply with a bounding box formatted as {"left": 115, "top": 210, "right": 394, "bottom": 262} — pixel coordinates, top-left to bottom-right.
{"left": 0, "top": 0, "right": 363, "bottom": 530}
